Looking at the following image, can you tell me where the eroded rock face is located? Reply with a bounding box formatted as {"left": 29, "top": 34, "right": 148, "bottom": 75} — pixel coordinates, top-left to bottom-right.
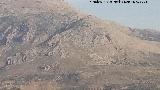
{"left": 6, "top": 52, "right": 27, "bottom": 65}
{"left": 0, "top": 0, "right": 160, "bottom": 89}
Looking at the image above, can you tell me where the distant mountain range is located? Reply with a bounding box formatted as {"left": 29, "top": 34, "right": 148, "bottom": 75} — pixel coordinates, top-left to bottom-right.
{"left": 129, "top": 28, "right": 160, "bottom": 42}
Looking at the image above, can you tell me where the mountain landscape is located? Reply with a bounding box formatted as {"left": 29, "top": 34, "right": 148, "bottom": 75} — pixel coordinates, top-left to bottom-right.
{"left": 0, "top": 0, "right": 160, "bottom": 90}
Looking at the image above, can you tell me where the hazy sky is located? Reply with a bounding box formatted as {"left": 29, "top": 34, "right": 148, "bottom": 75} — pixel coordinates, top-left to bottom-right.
{"left": 65, "top": 0, "right": 160, "bottom": 30}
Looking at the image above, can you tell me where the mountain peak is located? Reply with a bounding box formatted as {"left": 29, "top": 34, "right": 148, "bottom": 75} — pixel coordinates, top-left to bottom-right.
{"left": 0, "top": 0, "right": 72, "bottom": 15}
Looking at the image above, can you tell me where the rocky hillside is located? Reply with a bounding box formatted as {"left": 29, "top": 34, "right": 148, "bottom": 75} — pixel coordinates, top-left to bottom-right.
{"left": 0, "top": 0, "right": 160, "bottom": 90}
